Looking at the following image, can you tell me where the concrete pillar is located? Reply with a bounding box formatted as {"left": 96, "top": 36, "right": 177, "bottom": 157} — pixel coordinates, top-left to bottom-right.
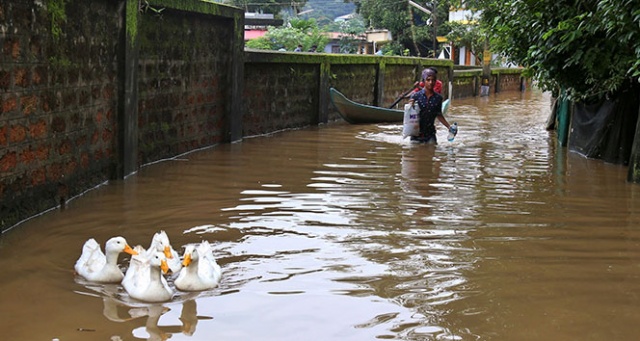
{"left": 318, "top": 61, "right": 331, "bottom": 124}
{"left": 481, "top": 37, "right": 491, "bottom": 97}
{"left": 375, "top": 61, "right": 386, "bottom": 107}
{"left": 116, "top": 0, "right": 140, "bottom": 179}
{"left": 228, "top": 13, "right": 245, "bottom": 142}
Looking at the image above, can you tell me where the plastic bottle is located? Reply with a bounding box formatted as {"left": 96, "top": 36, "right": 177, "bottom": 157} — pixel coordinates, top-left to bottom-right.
{"left": 447, "top": 122, "right": 458, "bottom": 142}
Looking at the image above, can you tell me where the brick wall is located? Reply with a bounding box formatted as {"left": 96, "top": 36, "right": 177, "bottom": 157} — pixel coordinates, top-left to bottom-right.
{"left": 243, "top": 61, "right": 320, "bottom": 136}
{"left": 1, "top": 0, "right": 120, "bottom": 229}
{"left": 329, "top": 64, "right": 378, "bottom": 105}
{"left": 0, "top": 0, "right": 243, "bottom": 232}
{"left": 137, "top": 10, "right": 234, "bottom": 163}
{"left": 1, "top": 0, "right": 526, "bottom": 232}
{"left": 452, "top": 73, "right": 478, "bottom": 99}
{"left": 497, "top": 73, "right": 525, "bottom": 92}
{"left": 453, "top": 69, "right": 527, "bottom": 99}
{"left": 243, "top": 53, "right": 455, "bottom": 137}
{"left": 382, "top": 64, "right": 420, "bottom": 107}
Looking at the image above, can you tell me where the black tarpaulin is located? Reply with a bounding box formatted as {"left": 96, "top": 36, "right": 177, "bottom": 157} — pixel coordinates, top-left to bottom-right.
{"left": 569, "top": 85, "right": 639, "bottom": 165}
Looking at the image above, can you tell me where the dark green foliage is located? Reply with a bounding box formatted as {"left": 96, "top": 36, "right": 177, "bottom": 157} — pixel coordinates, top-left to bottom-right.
{"left": 442, "top": 19, "right": 485, "bottom": 62}
{"left": 335, "top": 18, "right": 366, "bottom": 53}
{"left": 245, "top": 18, "right": 330, "bottom": 51}
{"left": 354, "top": 0, "right": 451, "bottom": 57}
{"left": 462, "top": 0, "right": 640, "bottom": 100}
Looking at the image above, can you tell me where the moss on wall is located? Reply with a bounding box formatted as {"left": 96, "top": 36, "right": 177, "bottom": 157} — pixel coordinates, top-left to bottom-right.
{"left": 454, "top": 78, "right": 475, "bottom": 85}
{"left": 493, "top": 67, "right": 525, "bottom": 75}
{"left": 45, "top": 0, "right": 67, "bottom": 41}
{"left": 44, "top": 0, "right": 72, "bottom": 69}
{"left": 148, "top": 0, "right": 241, "bottom": 19}
{"left": 454, "top": 70, "right": 482, "bottom": 78}
{"left": 126, "top": 0, "right": 138, "bottom": 44}
{"left": 245, "top": 50, "right": 454, "bottom": 69}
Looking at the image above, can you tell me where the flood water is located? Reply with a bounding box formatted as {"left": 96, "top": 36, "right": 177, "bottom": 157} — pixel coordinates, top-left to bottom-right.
{"left": 1, "top": 89, "right": 640, "bottom": 341}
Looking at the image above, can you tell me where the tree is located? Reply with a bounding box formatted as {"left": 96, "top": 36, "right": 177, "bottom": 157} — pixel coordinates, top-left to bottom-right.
{"left": 442, "top": 18, "right": 485, "bottom": 63}
{"left": 245, "top": 18, "right": 330, "bottom": 51}
{"left": 461, "top": 0, "right": 640, "bottom": 100}
{"left": 354, "top": 0, "right": 451, "bottom": 57}
{"left": 356, "top": 0, "right": 410, "bottom": 33}
{"left": 335, "top": 17, "right": 366, "bottom": 54}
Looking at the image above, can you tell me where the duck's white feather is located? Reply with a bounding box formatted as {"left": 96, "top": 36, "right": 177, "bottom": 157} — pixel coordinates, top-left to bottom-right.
{"left": 149, "top": 231, "right": 182, "bottom": 274}
{"left": 175, "top": 241, "right": 222, "bottom": 292}
{"left": 122, "top": 245, "right": 149, "bottom": 290}
{"left": 74, "top": 237, "right": 136, "bottom": 283}
{"left": 122, "top": 249, "right": 174, "bottom": 303}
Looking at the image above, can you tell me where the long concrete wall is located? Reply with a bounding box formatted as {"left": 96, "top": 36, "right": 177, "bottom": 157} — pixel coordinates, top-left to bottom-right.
{"left": 452, "top": 68, "right": 529, "bottom": 99}
{"left": 0, "top": 0, "right": 526, "bottom": 232}
{"left": 243, "top": 51, "right": 453, "bottom": 136}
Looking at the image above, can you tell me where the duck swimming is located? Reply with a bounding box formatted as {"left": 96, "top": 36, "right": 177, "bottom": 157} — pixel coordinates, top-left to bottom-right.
{"left": 122, "top": 249, "right": 174, "bottom": 303}
{"left": 74, "top": 236, "right": 138, "bottom": 283}
{"left": 149, "top": 230, "right": 182, "bottom": 274}
{"left": 175, "top": 241, "right": 222, "bottom": 292}
{"left": 122, "top": 245, "right": 148, "bottom": 290}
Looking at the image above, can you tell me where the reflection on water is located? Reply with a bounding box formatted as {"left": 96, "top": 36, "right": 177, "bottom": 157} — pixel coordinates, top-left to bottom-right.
{"left": 1, "top": 89, "right": 640, "bottom": 340}
{"left": 74, "top": 277, "right": 212, "bottom": 340}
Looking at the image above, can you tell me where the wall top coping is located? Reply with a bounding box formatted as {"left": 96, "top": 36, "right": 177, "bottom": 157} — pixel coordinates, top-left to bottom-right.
{"left": 453, "top": 67, "right": 526, "bottom": 77}
{"left": 148, "top": 0, "right": 243, "bottom": 19}
{"left": 244, "top": 49, "right": 454, "bottom": 68}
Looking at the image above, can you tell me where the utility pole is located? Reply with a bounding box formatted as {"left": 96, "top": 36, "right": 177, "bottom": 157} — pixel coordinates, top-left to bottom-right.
{"left": 432, "top": 2, "right": 437, "bottom": 56}
{"left": 481, "top": 37, "right": 491, "bottom": 96}
{"left": 407, "top": 1, "right": 438, "bottom": 57}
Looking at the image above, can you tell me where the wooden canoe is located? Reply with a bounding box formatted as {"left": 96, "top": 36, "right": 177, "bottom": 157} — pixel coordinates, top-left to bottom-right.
{"left": 330, "top": 88, "right": 450, "bottom": 124}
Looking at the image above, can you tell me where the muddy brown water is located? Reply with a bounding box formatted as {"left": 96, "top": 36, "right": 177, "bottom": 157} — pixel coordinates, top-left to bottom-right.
{"left": 1, "top": 89, "right": 640, "bottom": 341}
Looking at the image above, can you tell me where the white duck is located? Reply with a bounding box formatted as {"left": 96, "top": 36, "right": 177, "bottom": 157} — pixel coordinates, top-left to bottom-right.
{"left": 122, "top": 245, "right": 148, "bottom": 290}
{"left": 148, "top": 231, "right": 182, "bottom": 274}
{"left": 74, "top": 236, "right": 138, "bottom": 283}
{"left": 175, "top": 241, "right": 222, "bottom": 292}
{"left": 122, "top": 249, "right": 174, "bottom": 303}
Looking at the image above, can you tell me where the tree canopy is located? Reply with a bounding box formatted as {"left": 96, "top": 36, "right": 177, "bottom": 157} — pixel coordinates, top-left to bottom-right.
{"left": 245, "top": 18, "right": 330, "bottom": 52}
{"left": 442, "top": 19, "right": 485, "bottom": 62}
{"left": 463, "top": 0, "right": 640, "bottom": 100}
{"left": 354, "top": 0, "right": 450, "bottom": 57}
{"left": 240, "top": 0, "right": 640, "bottom": 101}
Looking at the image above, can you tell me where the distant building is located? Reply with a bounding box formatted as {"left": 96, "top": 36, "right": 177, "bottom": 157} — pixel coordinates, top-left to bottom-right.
{"left": 243, "top": 12, "right": 283, "bottom": 42}
{"left": 322, "top": 32, "right": 367, "bottom": 54}
{"left": 243, "top": 11, "right": 373, "bottom": 55}
{"left": 317, "top": 29, "right": 391, "bottom": 55}
{"left": 365, "top": 29, "right": 392, "bottom": 55}
{"left": 446, "top": 8, "right": 479, "bottom": 66}
{"left": 446, "top": 8, "right": 516, "bottom": 67}
{"left": 244, "top": 13, "right": 283, "bottom": 28}
{"left": 244, "top": 29, "right": 268, "bottom": 41}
